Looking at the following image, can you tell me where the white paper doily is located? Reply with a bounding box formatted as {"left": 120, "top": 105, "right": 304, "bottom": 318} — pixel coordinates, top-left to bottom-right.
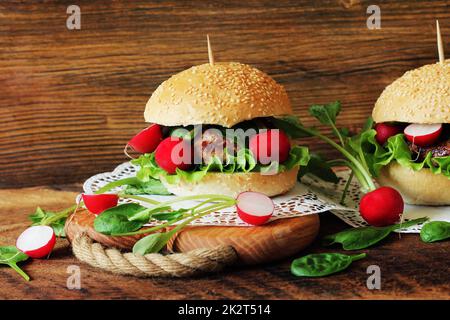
{"left": 83, "top": 162, "right": 351, "bottom": 227}
{"left": 301, "top": 171, "right": 450, "bottom": 233}
{"left": 83, "top": 162, "right": 450, "bottom": 232}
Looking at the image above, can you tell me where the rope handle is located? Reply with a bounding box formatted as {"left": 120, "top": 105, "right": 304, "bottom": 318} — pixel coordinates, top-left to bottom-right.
{"left": 71, "top": 233, "right": 237, "bottom": 277}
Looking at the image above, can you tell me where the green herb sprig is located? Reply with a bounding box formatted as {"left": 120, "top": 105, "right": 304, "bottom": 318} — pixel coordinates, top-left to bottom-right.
{"left": 92, "top": 193, "right": 236, "bottom": 254}
{"left": 273, "top": 101, "right": 377, "bottom": 201}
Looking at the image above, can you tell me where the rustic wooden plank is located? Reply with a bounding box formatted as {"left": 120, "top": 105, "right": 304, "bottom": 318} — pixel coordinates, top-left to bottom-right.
{"left": 65, "top": 208, "right": 320, "bottom": 265}
{"left": 1, "top": 0, "right": 450, "bottom": 187}
{"left": 0, "top": 187, "right": 448, "bottom": 299}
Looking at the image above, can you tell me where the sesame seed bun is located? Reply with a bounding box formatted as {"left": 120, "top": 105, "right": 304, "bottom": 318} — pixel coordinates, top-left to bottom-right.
{"left": 160, "top": 166, "right": 299, "bottom": 198}
{"left": 373, "top": 61, "right": 450, "bottom": 124}
{"left": 376, "top": 162, "right": 450, "bottom": 205}
{"left": 144, "top": 62, "right": 293, "bottom": 127}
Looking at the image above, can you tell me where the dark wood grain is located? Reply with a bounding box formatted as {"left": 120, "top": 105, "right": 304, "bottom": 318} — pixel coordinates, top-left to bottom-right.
{"left": 2, "top": 0, "right": 450, "bottom": 187}
{"left": 0, "top": 186, "right": 448, "bottom": 300}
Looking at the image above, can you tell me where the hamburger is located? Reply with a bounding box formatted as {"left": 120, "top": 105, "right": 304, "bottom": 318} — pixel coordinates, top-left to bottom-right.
{"left": 370, "top": 61, "right": 450, "bottom": 205}
{"left": 129, "top": 62, "right": 310, "bottom": 197}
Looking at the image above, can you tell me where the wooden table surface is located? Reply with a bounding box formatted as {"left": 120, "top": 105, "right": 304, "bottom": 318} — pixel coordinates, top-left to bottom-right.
{"left": 0, "top": 187, "right": 448, "bottom": 300}
{"left": 1, "top": 1, "right": 450, "bottom": 300}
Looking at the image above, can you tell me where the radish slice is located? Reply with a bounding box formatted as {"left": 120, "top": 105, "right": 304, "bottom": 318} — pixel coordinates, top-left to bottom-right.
{"left": 374, "top": 123, "right": 402, "bottom": 145}
{"left": 236, "top": 191, "right": 274, "bottom": 226}
{"left": 82, "top": 194, "right": 119, "bottom": 215}
{"left": 249, "top": 130, "right": 291, "bottom": 164}
{"left": 404, "top": 123, "right": 442, "bottom": 147}
{"left": 128, "top": 124, "right": 163, "bottom": 154}
{"left": 16, "top": 226, "right": 56, "bottom": 259}
{"left": 155, "top": 137, "right": 193, "bottom": 174}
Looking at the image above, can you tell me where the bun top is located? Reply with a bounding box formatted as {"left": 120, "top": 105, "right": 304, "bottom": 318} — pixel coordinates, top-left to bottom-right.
{"left": 373, "top": 61, "right": 450, "bottom": 124}
{"left": 144, "top": 62, "right": 293, "bottom": 127}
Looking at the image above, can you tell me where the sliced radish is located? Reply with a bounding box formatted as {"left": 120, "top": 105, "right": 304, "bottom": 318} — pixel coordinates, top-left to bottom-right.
{"left": 82, "top": 194, "right": 119, "bottom": 215}
{"left": 404, "top": 123, "right": 442, "bottom": 147}
{"left": 374, "top": 123, "right": 402, "bottom": 145}
{"left": 236, "top": 191, "right": 274, "bottom": 226}
{"left": 249, "top": 130, "right": 291, "bottom": 164}
{"left": 16, "top": 226, "right": 56, "bottom": 259}
{"left": 127, "top": 124, "right": 163, "bottom": 154}
{"left": 155, "top": 137, "right": 193, "bottom": 174}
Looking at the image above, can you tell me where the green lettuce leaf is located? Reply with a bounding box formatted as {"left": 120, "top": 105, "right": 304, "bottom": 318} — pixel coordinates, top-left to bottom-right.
{"left": 354, "top": 130, "right": 450, "bottom": 179}
{"left": 259, "top": 146, "right": 310, "bottom": 174}
{"left": 132, "top": 146, "right": 310, "bottom": 186}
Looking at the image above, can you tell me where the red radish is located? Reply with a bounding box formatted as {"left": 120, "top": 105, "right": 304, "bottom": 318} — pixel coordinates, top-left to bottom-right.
{"left": 82, "top": 194, "right": 119, "bottom": 215}
{"left": 359, "top": 187, "right": 404, "bottom": 227}
{"left": 404, "top": 123, "right": 442, "bottom": 147}
{"left": 236, "top": 191, "right": 274, "bottom": 225}
{"left": 374, "top": 123, "right": 402, "bottom": 145}
{"left": 16, "top": 226, "right": 56, "bottom": 259}
{"left": 155, "top": 137, "right": 192, "bottom": 174}
{"left": 249, "top": 129, "right": 291, "bottom": 164}
{"left": 127, "top": 124, "right": 163, "bottom": 153}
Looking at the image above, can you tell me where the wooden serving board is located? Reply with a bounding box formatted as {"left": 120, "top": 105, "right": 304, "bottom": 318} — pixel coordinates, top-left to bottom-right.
{"left": 65, "top": 209, "right": 320, "bottom": 265}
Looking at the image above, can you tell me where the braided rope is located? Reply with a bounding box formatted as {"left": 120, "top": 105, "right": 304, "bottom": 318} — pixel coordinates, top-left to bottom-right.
{"left": 72, "top": 234, "right": 237, "bottom": 277}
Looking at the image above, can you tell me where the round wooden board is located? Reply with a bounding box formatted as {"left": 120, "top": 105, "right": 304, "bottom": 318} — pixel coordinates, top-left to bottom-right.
{"left": 65, "top": 209, "right": 320, "bottom": 265}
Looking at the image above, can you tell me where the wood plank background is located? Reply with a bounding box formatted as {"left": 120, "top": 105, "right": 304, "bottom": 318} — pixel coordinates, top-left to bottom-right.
{"left": 1, "top": 0, "right": 450, "bottom": 187}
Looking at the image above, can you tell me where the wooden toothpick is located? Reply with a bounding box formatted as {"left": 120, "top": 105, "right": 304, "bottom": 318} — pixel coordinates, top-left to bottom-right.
{"left": 207, "top": 34, "right": 214, "bottom": 65}
{"left": 436, "top": 20, "right": 445, "bottom": 64}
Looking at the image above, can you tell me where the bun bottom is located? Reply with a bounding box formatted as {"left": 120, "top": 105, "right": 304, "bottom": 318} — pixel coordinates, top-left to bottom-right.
{"left": 376, "top": 162, "right": 450, "bottom": 205}
{"left": 161, "top": 167, "right": 299, "bottom": 197}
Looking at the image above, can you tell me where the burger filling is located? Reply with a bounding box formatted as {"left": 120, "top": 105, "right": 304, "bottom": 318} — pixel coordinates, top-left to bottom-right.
{"left": 357, "top": 122, "right": 450, "bottom": 179}
{"left": 408, "top": 137, "right": 450, "bottom": 160}
{"left": 131, "top": 117, "right": 311, "bottom": 190}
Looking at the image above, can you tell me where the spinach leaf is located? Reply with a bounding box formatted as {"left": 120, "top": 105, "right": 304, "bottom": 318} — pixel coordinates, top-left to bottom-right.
{"left": 420, "top": 221, "right": 450, "bottom": 243}
{"left": 0, "top": 246, "right": 30, "bottom": 281}
{"left": 132, "top": 232, "right": 172, "bottom": 255}
{"left": 298, "top": 153, "right": 339, "bottom": 183}
{"left": 323, "top": 226, "right": 392, "bottom": 250}
{"left": 291, "top": 252, "right": 366, "bottom": 277}
{"left": 94, "top": 203, "right": 148, "bottom": 235}
{"left": 323, "top": 217, "right": 428, "bottom": 250}
{"left": 124, "top": 178, "right": 171, "bottom": 195}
